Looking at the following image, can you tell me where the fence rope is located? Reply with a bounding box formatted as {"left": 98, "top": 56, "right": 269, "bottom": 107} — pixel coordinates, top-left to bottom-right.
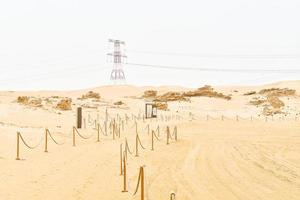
{"left": 125, "top": 138, "right": 133, "bottom": 156}
{"left": 97, "top": 122, "right": 107, "bottom": 136}
{"left": 137, "top": 134, "right": 146, "bottom": 150}
{"left": 168, "top": 127, "right": 174, "bottom": 140}
{"left": 133, "top": 167, "right": 142, "bottom": 195}
{"left": 19, "top": 132, "right": 44, "bottom": 149}
{"left": 46, "top": 129, "right": 65, "bottom": 145}
{"left": 155, "top": 125, "right": 160, "bottom": 137}
{"left": 153, "top": 131, "right": 160, "bottom": 141}
{"left": 73, "top": 127, "right": 94, "bottom": 140}
{"left": 172, "top": 126, "right": 178, "bottom": 141}
{"left": 151, "top": 130, "right": 160, "bottom": 151}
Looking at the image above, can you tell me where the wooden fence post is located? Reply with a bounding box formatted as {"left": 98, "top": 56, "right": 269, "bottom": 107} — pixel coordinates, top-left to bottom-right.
{"left": 16, "top": 132, "right": 20, "bottom": 160}
{"left": 73, "top": 127, "right": 76, "bottom": 146}
{"left": 120, "top": 144, "right": 123, "bottom": 175}
{"left": 167, "top": 126, "right": 170, "bottom": 145}
{"left": 147, "top": 124, "right": 150, "bottom": 135}
{"left": 44, "top": 129, "right": 48, "bottom": 152}
{"left": 113, "top": 120, "right": 116, "bottom": 140}
{"left": 140, "top": 167, "right": 145, "bottom": 200}
{"left": 135, "top": 134, "right": 139, "bottom": 157}
{"left": 151, "top": 130, "right": 154, "bottom": 151}
{"left": 97, "top": 123, "right": 100, "bottom": 142}
{"left": 83, "top": 118, "right": 86, "bottom": 129}
{"left": 122, "top": 153, "right": 128, "bottom": 192}
{"left": 174, "top": 126, "right": 177, "bottom": 141}
{"left": 77, "top": 107, "right": 82, "bottom": 129}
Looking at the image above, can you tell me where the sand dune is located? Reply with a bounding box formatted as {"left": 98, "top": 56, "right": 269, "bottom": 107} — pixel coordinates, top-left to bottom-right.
{"left": 0, "top": 81, "right": 299, "bottom": 200}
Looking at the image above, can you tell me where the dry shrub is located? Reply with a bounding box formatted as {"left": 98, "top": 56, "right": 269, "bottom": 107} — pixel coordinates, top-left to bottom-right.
{"left": 29, "top": 99, "right": 42, "bottom": 107}
{"left": 142, "top": 90, "right": 157, "bottom": 99}
{"left": 259, "top": 88, "right": 296, "bottom": 97}
{"left": 17, "top": 96, "right": 29, "bottom": 104}
{"left": 114, "top": 101, "right": 124, "bottom": 106}
{"left": 147, "top": 85, "right": 231, "bottom": 102}
{"left": 267, "top": 96, "right": 284, "bottom": 109}
{"left": 155, "top": 102, "right": 168, "bottom": 110}
{"left": 183, "top": 85, "right": 231, "bottom": 100}
{"left": 17, "top": 96, "right": 42, "bottom": 107}
{"left": 263, "top": 106, "right": 283, "bottom": 116}
{"left": 248, "top": 87, "right": 294, "bottom": 116}
{"left": 155, "top": 92, "right": 187, "bottom": 102}
{"left": 82, "top": 104, "right": 98, "bottom": 109}
{"left": 56, "top": 98, "right": 72, "bottom": 110}
{"left": 81, "top": 91, "right": 101, "bottom": 99}
{"left": 249, "top": 99, "right": 266, "bottom": 106}
{"left": 244, "top": 91, "right": 256, "bottom": 96}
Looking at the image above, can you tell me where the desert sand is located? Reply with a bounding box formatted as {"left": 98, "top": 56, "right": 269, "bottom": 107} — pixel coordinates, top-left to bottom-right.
{"left": 0, "top": 80, "right": 300, "bottom": 200}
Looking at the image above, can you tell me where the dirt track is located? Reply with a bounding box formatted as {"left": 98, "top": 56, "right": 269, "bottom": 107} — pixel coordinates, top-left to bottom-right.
{"left": 1, "top": 118, "right": 299, "bottom": 200}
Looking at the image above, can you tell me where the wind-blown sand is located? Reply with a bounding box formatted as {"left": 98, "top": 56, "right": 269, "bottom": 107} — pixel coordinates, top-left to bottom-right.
{"left": 0, "top": 81, "right": 300, "bottom": 200}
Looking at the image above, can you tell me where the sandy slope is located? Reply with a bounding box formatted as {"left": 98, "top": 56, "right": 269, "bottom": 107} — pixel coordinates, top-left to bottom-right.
{"left": 0, "top": 81, "right": 299, "bottom": 200}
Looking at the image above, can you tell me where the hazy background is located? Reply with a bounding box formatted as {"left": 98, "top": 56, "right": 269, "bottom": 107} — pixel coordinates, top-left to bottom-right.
{"left": 0, "top": 0, "right": 299, "bottom": 90}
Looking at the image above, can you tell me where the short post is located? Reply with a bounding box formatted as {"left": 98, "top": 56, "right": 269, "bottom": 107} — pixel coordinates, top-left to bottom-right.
{"left": 122, "top": 152, "right": 128, "bottom": 192}
{"left": 135, "top": 121, "right": 138, "bottom": 135}
{"left": 206, "top": 115, "right": 209, "bottom": 121}
{"left": 140, "top": 166, "right": 145, "bottom": 200}
{"left": 120, "top": 144, "right": 123, "bottom": 175}
{"left": 124, "top": 139, "right": 129, "bottom": 160}
{"left": 97, "top": 123, "right": 100, "bottom": 142}
{"left": 16, "top": 132, "right": 20, "bottom": 160}
{"left": 105, "top": 121, "right": 107, "bottom": 135}
{"left": 135, "top": 134, "right": 139, "bottom": 157}
{"left": 113, "top": 120, "right": 116, "bottom": 140}
{"left": 105, "top": 108, "right": 108, "bottom": 123}
{"left": 118, "top": 124, "right": 121, "bottom": 138}
{"left": 72, "top": 127, "right": 76, "bottom": 146}
{"left": 44, "top": 129, "right": 48, "bottom": 152}
{"left": 83, "top": 118, "right": 86, "bottom": 129}
{"left": 151, "top": 130, "right": 154, "bottom": 151}
{"left": 167, "top": 126, "right": 170, "bottom": 145}
{"left": 236, "top": 115, "right": 239, "bottom": 122}
{"left": 174, "top": 126, "right": 177, "bottom": 141}
{"left": 221, "top": 115, "right": 224, "bottom": 121}
{"left": 147, "top": 124, "right": 150, "bottom": 135}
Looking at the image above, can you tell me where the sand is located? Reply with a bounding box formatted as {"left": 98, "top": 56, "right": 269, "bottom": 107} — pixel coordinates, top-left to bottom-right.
{"left": 0, "top": 80, "right": 300, "bottom": 200}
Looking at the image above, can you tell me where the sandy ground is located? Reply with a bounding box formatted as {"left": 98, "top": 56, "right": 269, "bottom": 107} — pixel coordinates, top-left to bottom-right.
{"left": 0, "top": 80, "right": 300, "bottom": 200}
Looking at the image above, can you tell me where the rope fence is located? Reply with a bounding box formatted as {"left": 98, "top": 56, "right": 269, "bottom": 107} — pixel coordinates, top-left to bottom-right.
{"left": 190, "top": 114, "right": 300, "bottom": 122}
{"left": 45, "top": 129, "right": 65, "bottom": 152}
{"left": 16, "top": 131, "right": 44, "bottom": 160}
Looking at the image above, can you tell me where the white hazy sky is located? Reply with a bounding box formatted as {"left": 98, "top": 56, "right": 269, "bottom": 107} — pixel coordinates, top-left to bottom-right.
{"left": 0, "top": 0, "right": 299, "bottom": 90}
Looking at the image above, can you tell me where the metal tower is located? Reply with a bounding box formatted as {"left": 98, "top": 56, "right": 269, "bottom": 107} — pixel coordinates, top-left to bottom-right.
{"left": 107, "top": 39, "right": 127, "bottom": 82}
